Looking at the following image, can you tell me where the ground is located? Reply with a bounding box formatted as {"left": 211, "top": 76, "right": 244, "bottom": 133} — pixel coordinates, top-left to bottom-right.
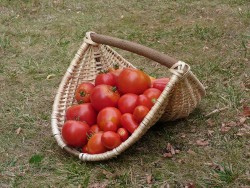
{"left": 0, "top": 0, "right": 250, "bottom": 187}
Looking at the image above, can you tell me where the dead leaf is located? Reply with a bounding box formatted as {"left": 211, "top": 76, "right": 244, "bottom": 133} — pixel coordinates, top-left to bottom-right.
{"left": 187, "top": 149, "right": 196, "bottom": 155}
{"left": 88, "top": 181, "right": 108, "bottom": 188}
{"left": 196, "top": 139, "right": 209, "bottom": 146}
{"left": 177, "top": 159, "right": 186, "bottom": 164}
{"left": 163, "top": 152, "right": 173, "bottom": 158}
{"left": 16, "top": 127, "right": 22, "bottom": 135}
{"left": 185, "top": 182, "right": 195, "bottom": 188}
{"left": 227, "top": 121, "right": 237, "bottom": 127}
{"left": 239, "top": 117, "right": 247, "bottom": 125}
{"left": 243, "top": 105, "right": 250, "bottom": 117}
{"left": 206, "top": 118, "right": 215, "bottom": 126}
{"left": 220, "top": 126, "right": 231, "bottom": 133}
{"left": 175, "top": 149, "right": 180, "bottom": 154}
{"left": 146, "top": 174, "right": 153, "bottom": 184}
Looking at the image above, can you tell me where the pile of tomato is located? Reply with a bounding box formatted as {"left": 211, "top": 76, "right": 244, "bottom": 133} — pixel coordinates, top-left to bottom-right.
{"left": 62, "top": 66, "right": 170, "bottom": 154}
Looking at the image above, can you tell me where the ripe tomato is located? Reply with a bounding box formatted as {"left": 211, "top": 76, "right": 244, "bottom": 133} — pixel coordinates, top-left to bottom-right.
{"left": 117, "top": 127, "right": 130, "bottom": 142}
{"left": 152, "top": 78, "right": 170, "bottom": 91}
{"left": 117, "top": 68, "right": 151, "bottom": 94}
{"left": 133, "top": 105, "right": 150, "bottom": 123}
{"left": 95, "top": 72, "right": 116, "bottom": 86}
{"left": 87, "top": 124, "right": 100, "bottom": 139}
{"left": 87, "top": 132, "right": 107, "bottom": 154}
{"left": 120, "top": 113, "right": 139, "bottom": 134}
{"left": 101, "top": 131, "right": 122, "bottom": 149}
{"left": 66, "top": 103, "right": 97, "bottom": 126}
{"left": 143, "top": 88, "right": 162, "bottom": 105}
{"left": 90, "top": 85, "right": 120, "bottom": 111}
{"left": 118, "top": 93, "right": 138, "bottom": 114}
{"left": 97, "top": 107, "right": 121, "bottom": 132}
{"left": 82, "top": 145, "right": 88, "bottom": 153}
{"left": 137, "top": 94, "right": 153, "bottom": 109}
{"left": 62, "top": 120, "right": 90, "bottom": 147}
{"left": 75, "top": 82, "right": 95, "bottom": 104}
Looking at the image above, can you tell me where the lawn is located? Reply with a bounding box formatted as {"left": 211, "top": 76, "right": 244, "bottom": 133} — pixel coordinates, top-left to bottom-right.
{"left": 0, "top": 0, "right": 250, "bottom": 187}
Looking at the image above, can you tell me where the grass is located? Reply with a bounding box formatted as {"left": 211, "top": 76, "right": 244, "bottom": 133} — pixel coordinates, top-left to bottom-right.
{"left": 1, "top": 0, "right": 250, "bottom": 187}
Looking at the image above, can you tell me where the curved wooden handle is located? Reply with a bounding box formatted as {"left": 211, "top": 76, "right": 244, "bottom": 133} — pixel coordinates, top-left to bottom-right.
{"left": 90, "top": 33, "right": 178, "bottom": 68}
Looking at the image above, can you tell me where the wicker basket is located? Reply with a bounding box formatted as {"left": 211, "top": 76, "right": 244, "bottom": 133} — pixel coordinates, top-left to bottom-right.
{"left": 51, "top": 32, "right": 205, "bottom": 161}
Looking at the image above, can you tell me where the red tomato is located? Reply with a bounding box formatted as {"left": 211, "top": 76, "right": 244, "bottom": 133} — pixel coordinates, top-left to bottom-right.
{"left": 95, "top": 72, "right": 116, "bottom": 86}
{"left": 87, "top": 132, "right": 107, "bottom": 154}
{"left": 152, "top": 78, "right": 170, "bottom": 91}
{"left": 87, "top": 124, "right": 100, "bottom": 139}
{"left": 143, "top": 88, "right": 162, "bottom": 105}
{"left": 133, "top": 105, "right": 150, "bottom": 123}
{"left": 82, "top": 145, "right": 88, "bottom": 153}
{"left": 117, "top": 68, "right": 151, "bottom": 94}
{"left": 75, "top": 82, "right": 95, "bottom": 104}
{"left": 97, "top": 107, "right": 121, "bottom": 132}
{"left": 118, "top": 93, "right": 138, "bottom": 114}
{"left": 62, "top": 120, "right": 90, "bottom": 147}
{"left": 137, "top": 94, "right": 153, "bottom": 109}
{"left": 120, "top": 113, "right": 139, "bottom": 134}
{"left": 66, "top": 103, "right": 97, "bottom": 126}
{"left": 101, "top": 131, "right": 122, "bottom": 149}
{"left": 117, "top": 128, "right": 130, "bottom": 142}
{"left": 90, "top": 85, "right": 120, "bottom": 111}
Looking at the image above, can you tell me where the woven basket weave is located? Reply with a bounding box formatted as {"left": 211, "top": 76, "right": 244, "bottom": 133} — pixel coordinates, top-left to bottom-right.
{"left": 51, "top": 32, "right": 205, "bottom": 161}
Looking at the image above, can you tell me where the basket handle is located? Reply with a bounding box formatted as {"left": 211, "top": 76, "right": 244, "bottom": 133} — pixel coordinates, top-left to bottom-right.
{"left": 89, "top": 32, "right": 178, "bottom": 68}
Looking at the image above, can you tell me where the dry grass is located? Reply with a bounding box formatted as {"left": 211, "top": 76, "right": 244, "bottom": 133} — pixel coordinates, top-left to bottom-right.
{"left": 1, "top": 0, "right": 250, "bottom": 187}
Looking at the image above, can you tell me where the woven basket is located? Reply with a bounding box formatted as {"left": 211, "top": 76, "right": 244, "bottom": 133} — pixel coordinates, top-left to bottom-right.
{"left": 51, "top": 32, "right": 205, "bottom": 161}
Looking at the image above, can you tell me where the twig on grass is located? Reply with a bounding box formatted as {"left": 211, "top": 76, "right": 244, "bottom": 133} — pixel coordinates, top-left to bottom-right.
{"left": 205, "top": 106, "right": 229, "bottom": 117}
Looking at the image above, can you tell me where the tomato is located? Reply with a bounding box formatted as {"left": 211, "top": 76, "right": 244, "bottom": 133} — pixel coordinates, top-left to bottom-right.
{"left": 90, "top": 84, "right": 120, "bottom": 111}
{"left": 95, "top": 72, "right": 116, "bottom": 86}
{"left": 75, "top": 82, "right": 95, "bottom": 104}
{"left": 137, "top": 94, "right": 153, "bottom": 109}
{"left": 66, "top": 103, "right": 97, "bottom": 126}
{"left": 87, "top": 132, "right": 107, "bottom": 154}
{"left": 143, "top": 88, "right": 162, "bottom": 105}
{"left": 82, "top": 145, "right": 88, "bottom": 153}
{"left": 97, "top": 107, "right": 121, "bottom": 132}
{"left": 62, "top": 120, "right": 90, "bottom": 147}
{"left": 117, "top": 68, "right": 151, "bottom": 94}
{"left": 152, "top": 78, "right": 170, "bottom": 91}
{"left": 120, "top": 113, "right": 139, "bottom": 134}
{"left": 87, "top": 124, "right": 100, "bottom": 139}
{"left": 133, "top": 105, "right": 150, "bottom": 123}
{"left": 118, "top": 93, "right": 138, "bottom": 114}
{"left": 117, "top": 128, "right": 130, "bottom": 142}
{"left": 101, "top": 131, "right": 122, "bottom": 149}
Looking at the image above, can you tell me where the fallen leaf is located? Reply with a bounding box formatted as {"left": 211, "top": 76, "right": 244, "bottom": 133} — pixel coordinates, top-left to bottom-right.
{"left": 239, "top": 117, "right": 247, "bottom": 125}
{"left": 227, "top": 121, "right": 237, "bottom": 127}
{"left": 88, "top": 181, "right": 108, "bottom": 188}
{"left": 187, "top": 149, "right": 196, "bottom": 155}
{"left": 163, "top": 152, "right": 173, "bottom": 158}
{"left": 243, "top": 105, "right": 250, "bottom": 117}
{"left": 177, "top": 159, "right": 186, "bottom": 164}
{"left": 196, "top": 139, "right": 209, "bottom": 146}
{"left": 185, "top": 182, "right": 195, "bottom": 188}
{"left": 175, "top": 149, "right": 180, "bottom": 154}
{"left": 46, "top": 74, "right": 56, "bottom": 80}
{"left": 146, "top": 174, "right": 153, "bottom": 184}
{"left": 206, "top": 118, "right": 215, "bottom": 126}
{"left": 220, "top": 126, "right": 231, "bottom": 133}
{"left": 16, "top": 127, "right": 22, "bottom": 135}
{"left": 180, "top": 133, "right": 186, "bottom": 138}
